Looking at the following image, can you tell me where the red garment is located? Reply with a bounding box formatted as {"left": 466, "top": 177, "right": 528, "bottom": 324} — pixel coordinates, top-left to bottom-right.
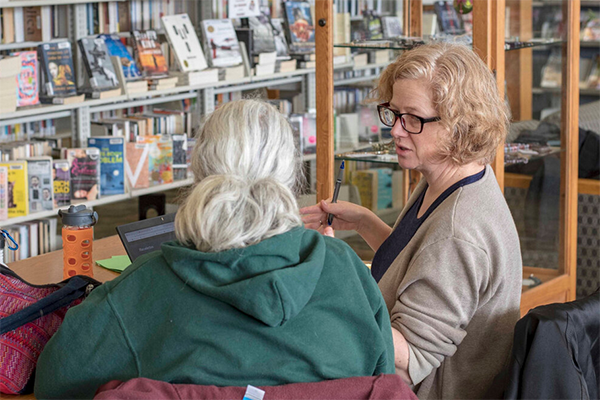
{"left": 95, "top": 374, "right": 418, "bottom": 400}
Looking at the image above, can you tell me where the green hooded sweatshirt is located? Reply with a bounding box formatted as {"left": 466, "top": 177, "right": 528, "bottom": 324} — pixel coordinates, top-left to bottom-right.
{"left": 35, "top": 227, "right": 395, "bottom": 399}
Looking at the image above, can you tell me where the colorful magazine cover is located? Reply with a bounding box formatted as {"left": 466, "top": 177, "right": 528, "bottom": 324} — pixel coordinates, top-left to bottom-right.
{"left": 284, "top": 2, "right": 315, "bottom": 53}
{"left": 26, "top": 157, "right": 53, "bottom": 213}
{"left": 52, "top": 160, "right": 71, "bottom": 208}
{"left": 12, "top": 51, "right": 39, "bottom": 107}
{"left": 201, "top": 19, "right": 243, "bottom": 68}
{"left": 78, "top": 36, "right": 120, "bottom": 90}
{"left": 67, "top": 148, "right": 101, "bottom": 200}
{"left": 100, "top": 34, "right": 143, "bottom": 81}
{"left": 0, "top": 161, "right": 29, "bottom": 218}
{"left": 38, "top": 41, "right": 77, "bottom": 97}
{"left": 137, "top": 135, "right": 173, "bottom": 185}
{"left": 87, "top": 136, "right": 125, "bottom": 196}
{"left": 133, "top": 30, "right": 169, "bottom": 77}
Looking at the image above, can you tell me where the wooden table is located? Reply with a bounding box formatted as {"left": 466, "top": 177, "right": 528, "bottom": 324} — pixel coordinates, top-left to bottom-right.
{"left": 3, "top": 235, "right": 125, "bottom": 400}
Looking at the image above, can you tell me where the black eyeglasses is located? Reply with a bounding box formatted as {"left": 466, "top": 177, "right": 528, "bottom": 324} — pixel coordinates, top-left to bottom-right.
{"left": 377, "top": 103, "right": 440, "bottom": 134}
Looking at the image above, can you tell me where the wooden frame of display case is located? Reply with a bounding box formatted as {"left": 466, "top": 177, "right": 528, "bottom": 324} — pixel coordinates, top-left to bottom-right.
{"left": 315, "top": 0, "right": 581, "bottom": 316}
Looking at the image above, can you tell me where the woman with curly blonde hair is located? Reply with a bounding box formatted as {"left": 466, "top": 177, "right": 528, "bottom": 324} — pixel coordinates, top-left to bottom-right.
{"left": 302, "top": 43, "right": 522, "bottom": 399}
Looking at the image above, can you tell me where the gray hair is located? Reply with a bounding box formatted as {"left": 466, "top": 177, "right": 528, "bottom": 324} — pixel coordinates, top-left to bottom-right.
{"left": 175, "top": 99, "right": 303, "bottom": 252}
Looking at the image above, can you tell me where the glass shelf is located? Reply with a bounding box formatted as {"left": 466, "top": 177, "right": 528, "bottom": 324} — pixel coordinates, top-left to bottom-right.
{"left": 334, "top": 38, "right": 563, "bottom": 51}
{"left": 335, "top": 151, "right": 399, "bottom": 165}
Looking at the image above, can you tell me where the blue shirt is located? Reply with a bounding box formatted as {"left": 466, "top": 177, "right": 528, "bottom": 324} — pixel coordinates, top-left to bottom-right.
{"left": 371, "top": 168, "right": 486, "bottom": 283}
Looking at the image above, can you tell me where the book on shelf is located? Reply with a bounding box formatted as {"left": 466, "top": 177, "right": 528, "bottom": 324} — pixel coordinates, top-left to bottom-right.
{"left": 434, "top": 1, "right": 465, "bottom": 35}
{"left": 540, "top": 49, "right": 562, "bottom": 88}
{"left": 125, "top": 141, "right": 150, "bottom": 189}
{"left": 381, "top": 16, "right": 403, "bottom": 38}
{"left": 13, "top": 7, "right": 24, "bottom": 43}
{"left": 334, "top": 13, "right": 351, "bottom": 58}
{"left": 0, "top": 166, "right": 8, "bottom": 221}
{"left": 81, "top": 86, "right": 122, "bottom": 100}
{"left": 0, "top": 56, "right": 21, "bottom": 114}
{"left": 147, "top": 76, "right": 178, "bottom": 90}
{"left": 25, "top": 157, "right": 53, "bottom": 214}
{"left": 170, "top": 68, "right": 219, "bottom": 85}
{"left": 422, "top": 13, "right": 438, "bottom": 37}
{"left": 52, "top": 159, "right": 70, "bottom": 208}
{"left": 78, "top": 36, "right": 120, "bottom": 91}
{"left": 23, "top": 6, "right": 42, "bottom": 42}
{"left": 38, "top": 41, "right": 78, "bottom": 98}
{"left": 350, "top": 168, "right": 394, "bottom": 213}
{"left": 271, "top": 18, "right": 290, "bottom": 60}
{"left": 587, "top": 58, "right": 600, "bottom": 90}
{"left": 2, "top": 8, "right": 16, "bottom": 44}
{"left": 12, "top": 51, "right": 39, "bottom": 107}
{"left": 0, "top": 160, "right": 29, "bottom": 218}
{"left": 67, "top": 148, "right": 101, "bottom": 201}
{"left": 255, "top": 62, "right": 276, "bottom": 76}
{"left": 172, "top": 134, "right": 187, "bottom": 181}
{"left": 137, "top": 135, "right": 173, "bottom": 185}
{"left": 201, "top": 19, "right": 244, "bottom": 68}
{"left": 220, "top": 64, "right": 245, "bottom": 81}
{"left": 101, "top": 34, "right": 144, "bottom": 81}
{"left": 87, "top": 136, "right": 125, "bottom": 196}
{"left": 133, "top": 30, "right": 169, "bottom": 77}
{"left": 248, "top": 15, "right": 277, "bottom": 56}
{"left": 284, "top": 2, "right": 315, "bottom": 54}
{"left": 110, "top": 55, "right": 148, "bottom": 95}
{"left": 186, "top": 137, "right": 195, "bottom": 178}
{"left": 364, "top": 11, "right": 383, "bottom": 40}
{"left": 161, "top": 13, "right": 208, "bottom": 72}
{"left": 277, "top": 59, "right": 297, "bottom": 73}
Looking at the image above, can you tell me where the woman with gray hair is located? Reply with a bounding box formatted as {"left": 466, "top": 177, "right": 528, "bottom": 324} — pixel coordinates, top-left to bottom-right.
{"left": 302, "top": 43, "right": 522, "bottom": 399}
{"left": 34, "top": 99, "right": 395, "bottom": 400}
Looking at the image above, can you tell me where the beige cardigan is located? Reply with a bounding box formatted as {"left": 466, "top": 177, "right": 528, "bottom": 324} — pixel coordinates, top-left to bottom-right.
{"left": 378, "top": 165, "right": 522, "bottom": 399}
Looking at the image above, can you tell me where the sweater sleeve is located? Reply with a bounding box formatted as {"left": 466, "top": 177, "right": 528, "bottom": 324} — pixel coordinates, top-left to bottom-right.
{"left": 34, "top": 283, "right": 139, "bottom": 399}
{"left": 390, "top": 238, "right": 490, "bottom": 385}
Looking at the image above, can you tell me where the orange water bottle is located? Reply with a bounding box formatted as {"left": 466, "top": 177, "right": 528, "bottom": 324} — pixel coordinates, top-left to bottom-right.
{"left": 58, "top": 205, "right": 98, "bottom": 279}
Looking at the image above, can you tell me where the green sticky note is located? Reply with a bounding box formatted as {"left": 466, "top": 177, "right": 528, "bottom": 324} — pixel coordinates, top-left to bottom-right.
{"left": 96, "top": 255, "right": 131, "bottom": 273}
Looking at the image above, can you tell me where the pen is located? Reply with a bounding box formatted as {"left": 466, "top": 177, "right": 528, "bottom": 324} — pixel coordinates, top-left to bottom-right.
{"left": 327, "top": 161, "right": 344, "bottom": 225}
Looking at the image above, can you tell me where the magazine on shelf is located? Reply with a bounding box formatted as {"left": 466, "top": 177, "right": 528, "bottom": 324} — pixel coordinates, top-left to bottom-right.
{"left": 38, "top": 41, "right": 77, "bottom": 97}
{"left": 133, "top": 30, "right": 169, "bottom": 77}
{"left": 162, "top": 14, "right": 208, "bottom": 72}
{"left": 540, "top": 49, "right": 562, "bottom": 88}
{"left": 382, "top": 16, "right": 403, "bottom": 38}
{"left": 26, "top": 157, "right": 53, "bottom": 214}
{"left": 284, "top": 2, "right": 315, "bottom": 54}
{"left": 52, "top": 159, "right": 70, "bottom": 208}
{"left": 101, "top": 34, "right": 143, "bottom": 81}
{"left": 248, "top": 14, "right": 277, "bottom": 55}
{"left": 87, "top": 136, "right": 125, "bottom": 196}
{"left": 78, "top": 36, "right": 120, "bottom": 90}
{"left": 433, "top": 1, "right": 465, "bottom": 35}
{"left": 201, "top": 19, "right": 243, "bottom": 68}
{"left": 67, "top": 148, "right": 101, "bottom": 201}
{"left": 0, "top": 160, "right": 29, "bottom": 218}
{"left": 12, "top": 51, "right": 39, "bottom": 107}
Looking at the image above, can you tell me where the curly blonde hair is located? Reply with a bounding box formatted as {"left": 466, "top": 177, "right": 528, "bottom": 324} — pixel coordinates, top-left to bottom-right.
{"left": 376, "top": 43, "right": 510, "bottom": 165}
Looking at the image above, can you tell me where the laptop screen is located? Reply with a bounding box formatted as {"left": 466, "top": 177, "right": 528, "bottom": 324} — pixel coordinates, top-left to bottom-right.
{"left": 116, "top": 213, "right": 177, "bottom": 262}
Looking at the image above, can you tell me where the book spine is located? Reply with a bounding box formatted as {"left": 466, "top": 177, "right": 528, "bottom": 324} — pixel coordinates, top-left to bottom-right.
{"left": 14, "top": 7, "right": 24, "bottom": 43}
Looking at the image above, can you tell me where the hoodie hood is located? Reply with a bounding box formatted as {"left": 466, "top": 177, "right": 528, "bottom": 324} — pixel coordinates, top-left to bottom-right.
{"left": 161, "top": 227, "right": 326, "bottom": 327}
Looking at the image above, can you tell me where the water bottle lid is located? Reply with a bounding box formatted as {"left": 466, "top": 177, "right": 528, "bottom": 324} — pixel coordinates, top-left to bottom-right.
{"left": 58, "top": 205, "right": 98, "bottom": 227}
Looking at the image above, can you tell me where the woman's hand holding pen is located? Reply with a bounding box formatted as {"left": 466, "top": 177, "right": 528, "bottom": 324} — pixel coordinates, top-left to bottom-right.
{"left": 300, "top": 200, "right": 367, "bottom": 234}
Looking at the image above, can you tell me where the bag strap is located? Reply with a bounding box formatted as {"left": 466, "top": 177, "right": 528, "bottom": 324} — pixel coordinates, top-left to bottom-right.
{"left": 0, "top": 276, "right": 97, "bottom": 335}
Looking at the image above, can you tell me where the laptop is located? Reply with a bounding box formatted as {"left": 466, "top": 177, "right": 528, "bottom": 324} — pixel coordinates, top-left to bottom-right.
{"left": 116, "top": 213, "right": 176, "bottom": 262}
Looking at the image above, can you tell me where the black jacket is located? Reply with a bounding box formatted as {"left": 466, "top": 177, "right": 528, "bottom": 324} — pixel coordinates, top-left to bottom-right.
{"left": 494, "top": 290, "right": 599, "bottom": 399}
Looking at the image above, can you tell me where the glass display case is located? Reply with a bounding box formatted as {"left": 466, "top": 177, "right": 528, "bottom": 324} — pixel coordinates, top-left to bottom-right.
{"left": 316, "top": 0, "right": 586, "bottom": 313}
